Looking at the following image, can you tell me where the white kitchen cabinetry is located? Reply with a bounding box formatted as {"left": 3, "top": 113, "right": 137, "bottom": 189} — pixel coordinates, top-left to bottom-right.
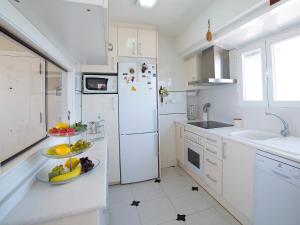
{"left": 138, "top": 29, "right": 157, "bottom": 58}
{"left": 118, "top": 27, "right": 157, "bottom": 58}
{"left": 184, "top": 54, "right": 201, "bottom": 88}
{"left": 175, "top": 122, "right": 185, "bottom": 166}
{"left": 82, "top": 94, "right": 120, "bottom": 184}
{"left": 81, "top": 25, "right": 118, "bottom": 73}
{"left": 223, "top": 139, "right": 256, "bottom": 221}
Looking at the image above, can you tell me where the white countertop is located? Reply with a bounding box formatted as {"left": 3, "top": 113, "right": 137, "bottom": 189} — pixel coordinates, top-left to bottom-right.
{"left": 1, "top": 138, "right": 108, "bottom": 225}
{"left": 178, "top": 120, "right": 300, "bottom": 163}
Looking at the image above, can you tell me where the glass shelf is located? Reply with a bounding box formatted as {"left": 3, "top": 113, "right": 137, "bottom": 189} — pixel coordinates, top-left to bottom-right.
{"left": 40, "top": 142, "right": 93, "bottom": 159}
{"left": 36, "top": 158, "right": 100, "bottom": 185}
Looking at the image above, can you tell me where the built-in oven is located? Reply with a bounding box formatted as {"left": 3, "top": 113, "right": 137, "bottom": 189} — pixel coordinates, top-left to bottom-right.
{"left": 184, "top": 131, "right": 204, "bottom": 178}
{"left": 83, "top": 74, "right": 118, "bottom": 94}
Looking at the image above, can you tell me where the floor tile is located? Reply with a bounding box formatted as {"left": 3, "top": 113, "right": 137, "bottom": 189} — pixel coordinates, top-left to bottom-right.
{"left": 160, "top": 175, "right": 192, "bottom": 196}
{"left": 169, "top": 191, "right": 215, "bottom": 215}
{"left": 138, "top": 197, "right": 176, "bottom": 225}
{"left": 109, "top": 184, "right": 133, "bottom": 206}
{"left": 109, "top": 201, "right": 141, "bottom": 225}
{"left": 161, "top": 167, "right": 185, "bottom": 178}
{"left": 160, "top": 220, "right": 186, "bottom": 225}
{"left": 214, "top": 205, "right": 242, "bottom": 225}
{"left": 185, "top": 208, "right": 231, "bottom": 225}
{"left": 131, "top": 180, "right": 166, "bottom": 201}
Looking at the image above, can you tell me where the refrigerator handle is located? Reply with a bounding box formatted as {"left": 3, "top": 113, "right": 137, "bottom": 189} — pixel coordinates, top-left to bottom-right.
{"left": 153, "top": 108, "right": 157, "bottom": 130}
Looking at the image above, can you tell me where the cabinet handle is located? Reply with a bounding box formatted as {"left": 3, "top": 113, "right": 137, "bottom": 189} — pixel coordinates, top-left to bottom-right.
{"left": 40, "top": 112, "right": 43, "bottom": 123}
{"left": 132, "top": 42, "right": 136, "bottom": 55}
{"left": 206, "top": 174, "right": 217, "bottom": 183}
{"left": 207, "top": 137, "right": 217, "bottom": 143}
{"left": 138, "top": 42, "right": 142, "bottom": 56}
{"left": 205, "top": 147, "right": 217, "bottom": 155}
{"left": 180, "top": 127, "right": 183, "bottom": 138}
{"left": 112, "top": 97, "right": 115, "bottom": 111}
{"left": 206, "top": 158, "right": 217, "bottom": 166}
{"left": 108, "top": 43, "right": 113, "bottom": 52}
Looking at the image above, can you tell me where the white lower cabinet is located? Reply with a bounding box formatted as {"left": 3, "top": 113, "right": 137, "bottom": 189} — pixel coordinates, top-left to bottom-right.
{"left": 175, "top": 122, "right": 185, "bottom": 165}
{"left": 223, "top": 139, "right": 256, "bottom": 222}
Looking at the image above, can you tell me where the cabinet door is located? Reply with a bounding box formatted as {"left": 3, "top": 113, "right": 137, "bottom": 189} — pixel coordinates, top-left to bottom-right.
{"left": 117, "top": 27, "right": 138, "bottom": 57}
{"left": 81, "top": 26, "right": 118, "bottom": 73}
{"left": 82, "top": 95, "right": 120, "bottom": 184}
{"left": 138, "top": 29, "right": 157, "bottom": 58}
{"left": 175, "top": 123, "right": 185, "bottom": 165}
{"left": 223, "top": 139, "right": 256, "bottom": 221}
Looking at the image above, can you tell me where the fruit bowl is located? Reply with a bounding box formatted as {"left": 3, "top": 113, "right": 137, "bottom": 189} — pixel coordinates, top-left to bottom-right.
{"left": 36, "top": 157, "right": 100, "bottom": 185}
{"left": 40, "top": 140, "right": 93, "bottom": 159}
{"left": 48, "top": 122, "right": 87, "bottom": 137}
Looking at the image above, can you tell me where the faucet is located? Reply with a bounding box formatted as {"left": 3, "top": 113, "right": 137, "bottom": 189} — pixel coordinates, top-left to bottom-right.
{"left": 265, "top": 113, "right": 290, "bottom": 137}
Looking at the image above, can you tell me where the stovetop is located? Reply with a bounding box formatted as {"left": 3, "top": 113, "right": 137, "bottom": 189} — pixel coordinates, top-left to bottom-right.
{"left": 188, "top": 121, "right": 233, "bottom": 129}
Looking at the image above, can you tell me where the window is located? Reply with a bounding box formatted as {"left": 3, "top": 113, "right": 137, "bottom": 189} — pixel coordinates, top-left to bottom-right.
{"left": 271, "top": 35, "right": 300, "bottom": 102}
{"left": 241, "top": 48, "right": 264, "bottom": 101}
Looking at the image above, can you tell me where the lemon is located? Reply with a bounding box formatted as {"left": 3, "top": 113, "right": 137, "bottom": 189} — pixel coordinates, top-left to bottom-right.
{"left": 55, "top": 145, "right": 71, "bottom": 156}
{"left": 55, "top": 122, "right": 69, "bottom": 129}
{"left": 50, "top": 165, "right": 81, "bottom": 183}
{"left": 65, "top": 158, "right": 79, "bottom": 169}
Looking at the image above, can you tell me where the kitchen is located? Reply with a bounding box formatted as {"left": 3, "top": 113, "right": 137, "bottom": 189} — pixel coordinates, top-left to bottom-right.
{"left": 1, "top": 0, "right": 300, "bottom": 225}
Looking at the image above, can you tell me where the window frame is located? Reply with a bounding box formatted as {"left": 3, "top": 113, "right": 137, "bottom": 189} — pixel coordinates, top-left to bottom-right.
{"left": 237, "top": 41, "right": 268, "bottom": 107}
{"left": 266, "top": 27, "right": 300, "bottom": 108}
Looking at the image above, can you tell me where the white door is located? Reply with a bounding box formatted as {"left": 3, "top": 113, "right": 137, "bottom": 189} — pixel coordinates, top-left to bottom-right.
{"left": 120, "top": 132, "right": 158, "bottom": 184}
{"left": 138, "top": 29, "right": 157, "bottom": 58}
{"left": 0, "top": 55, "right": 45, "bottom": 162}
{"left": 117, "top": 27, "right": 138, "bottom": 57}
{"left": 118, "top": 63, "right": 157, "bottom": 134}
{"left": 82, "top": 94, "right": 120, "bottom": 184}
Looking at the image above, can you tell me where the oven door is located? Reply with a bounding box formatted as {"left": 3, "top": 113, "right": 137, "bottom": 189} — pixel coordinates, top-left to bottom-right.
{"left": 185, "top": 138, "right": 204, "bottom": 178}
{"left": 83, "top": 75, "right": 118, "bottom": 94}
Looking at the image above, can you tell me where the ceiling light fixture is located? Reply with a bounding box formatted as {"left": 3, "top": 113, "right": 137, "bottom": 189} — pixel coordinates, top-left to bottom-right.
{"left": 137, "top": 0, "right": 157, "bottom": 9}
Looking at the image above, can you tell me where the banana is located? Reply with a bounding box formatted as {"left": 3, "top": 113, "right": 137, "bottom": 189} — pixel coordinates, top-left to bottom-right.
{"left": 50, "top": 165, "right": 81, "bottom": 183}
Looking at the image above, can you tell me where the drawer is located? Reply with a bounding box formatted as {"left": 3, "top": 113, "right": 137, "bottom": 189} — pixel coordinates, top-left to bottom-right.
{"left": 204, "top": 163, "right": 222, "bottom": 195}
{"left": 204, "top": 133, "right": 222, "bottom": 148}
{"left": 204, "top": 143, "right": 223, "bottom": 160}
{"left": 185, "top": 131, "right": 201, "bottom": 145}
{"left": 204, "top": 152, "right": 223, "bottom": 172}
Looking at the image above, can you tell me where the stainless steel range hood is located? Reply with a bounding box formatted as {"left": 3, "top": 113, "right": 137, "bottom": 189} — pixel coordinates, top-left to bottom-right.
{"left": 188, "top": 46, "right": 236, "bottom": 86}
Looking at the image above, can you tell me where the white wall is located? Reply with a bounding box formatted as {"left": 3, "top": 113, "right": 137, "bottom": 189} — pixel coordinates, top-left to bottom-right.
{"left": 158, "top": 34, "right": 186, "bottom": 91}
{"left": 196, "top": 77, "right": 300, "bottom": 137}
{"left": 176, "top": 0, "right": 266, "bottom": 55}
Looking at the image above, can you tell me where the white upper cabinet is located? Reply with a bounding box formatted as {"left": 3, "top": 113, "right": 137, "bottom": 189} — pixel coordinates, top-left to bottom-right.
{"left": 118, "top": 27, "right": 138, "bottom": 57}
{"left": 118, "top": 27, "right": 157, "bottom": 58}
{"left": 81, "top": 25, "right": 118, "bottom": 73}
{"left": 138, "top": 29, "right": 157, "bottom": 58}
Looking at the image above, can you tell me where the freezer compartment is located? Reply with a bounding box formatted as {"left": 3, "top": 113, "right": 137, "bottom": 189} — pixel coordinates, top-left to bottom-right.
{"left": 120, "top": 132, "right": 159, "bottom": 184}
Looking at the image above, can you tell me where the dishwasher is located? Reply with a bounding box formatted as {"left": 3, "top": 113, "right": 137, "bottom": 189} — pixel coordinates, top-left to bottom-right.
{"left": 254, "top": 150, "right": 300, "bottom": 225}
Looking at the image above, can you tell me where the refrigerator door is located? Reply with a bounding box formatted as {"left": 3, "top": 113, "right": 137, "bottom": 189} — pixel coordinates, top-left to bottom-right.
{"left": 159, "top": 91, "right": 187, "bottom": 115}
{"left": 120, "top": 132, "right": 159, "bottom": 184}
{"left": 119, "top": 63, "right": 158, "bottom": 134}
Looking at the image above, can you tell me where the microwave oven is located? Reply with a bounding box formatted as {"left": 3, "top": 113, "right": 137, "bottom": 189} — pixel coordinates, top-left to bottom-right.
{"left": 83, "top": 74, "right": 118, "bottom": 94}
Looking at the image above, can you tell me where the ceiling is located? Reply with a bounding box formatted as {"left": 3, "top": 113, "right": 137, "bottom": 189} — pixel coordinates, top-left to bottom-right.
{"left": 8, "top": 0, "right": 108, "bottom": 65}
{"left": 109, "top": 0, "right": 215, "bottom": 36}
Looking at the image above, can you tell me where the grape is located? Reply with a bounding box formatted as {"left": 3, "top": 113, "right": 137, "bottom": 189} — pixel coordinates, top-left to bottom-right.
{"left": 80, "top": 157, "right": 95, "bottom": 173}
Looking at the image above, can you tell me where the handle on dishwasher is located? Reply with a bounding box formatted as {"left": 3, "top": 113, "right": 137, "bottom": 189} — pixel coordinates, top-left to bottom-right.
{"left": 272, "top": 170, "right": 291, "bottom": 180}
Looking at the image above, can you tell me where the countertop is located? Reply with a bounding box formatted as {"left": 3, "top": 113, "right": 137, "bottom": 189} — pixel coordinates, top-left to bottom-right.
{"left": 1, "top": 138, "right": 108, "bottom": 225}
{"left": 177, "top": 120, "right": 300, "bottom": 163}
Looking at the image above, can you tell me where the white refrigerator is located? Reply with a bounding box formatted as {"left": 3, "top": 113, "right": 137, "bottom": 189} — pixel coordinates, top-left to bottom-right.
{"left": 119, "top": 62, "right": 159, "bottom": 184}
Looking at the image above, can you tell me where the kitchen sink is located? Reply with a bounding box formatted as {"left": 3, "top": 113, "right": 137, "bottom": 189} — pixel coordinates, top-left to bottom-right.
{"left": 258, "top": 137, "right": 300, "bottom": 155}
{"left": 230, "top": 130, "right": 280, "bottom": 141}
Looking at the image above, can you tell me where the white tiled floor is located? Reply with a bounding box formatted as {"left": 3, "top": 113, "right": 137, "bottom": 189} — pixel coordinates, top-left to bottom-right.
{"left": 109, "top": 166, "right": 241, "bottom": 225}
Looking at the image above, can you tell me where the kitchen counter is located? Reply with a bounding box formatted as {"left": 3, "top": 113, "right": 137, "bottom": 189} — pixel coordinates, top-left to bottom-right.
{"left": 178, "top": 120, "right": 300, "bottom": 163}
{"left": 1, "top": 138, "right": 108, "bottom": 225}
